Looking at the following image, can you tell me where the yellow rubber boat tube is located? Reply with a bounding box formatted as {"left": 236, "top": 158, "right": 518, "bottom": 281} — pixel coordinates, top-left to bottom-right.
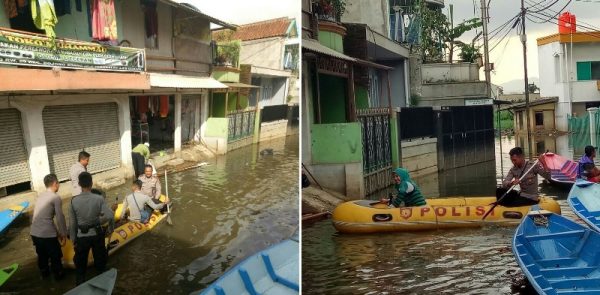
{"left": 61, "top": 195, "right": 168, "bottom": 268}
{"left": 332, "top": 196, "right": 561, "bottom": 233}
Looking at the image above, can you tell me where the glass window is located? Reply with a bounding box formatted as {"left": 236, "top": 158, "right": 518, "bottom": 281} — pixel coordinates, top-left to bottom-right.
{"left": 591, "top": 61, "right": 600, "bottom": 80}
{"left": 535, "top": 111, "right": 544, "bottom": 126}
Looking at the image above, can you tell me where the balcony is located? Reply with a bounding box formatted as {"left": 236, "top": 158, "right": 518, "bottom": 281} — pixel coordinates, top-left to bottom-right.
{"left": 212, "top": 41, "right": 241, "bottom": 83}
{"left": 0, "top": 27, "right": 150, "bottom": 92}
{"left": 571, "top": 80, "right": 600, "bottom": 103}
{"left": 0, "top": 27, "right": 145, "bottom": 73}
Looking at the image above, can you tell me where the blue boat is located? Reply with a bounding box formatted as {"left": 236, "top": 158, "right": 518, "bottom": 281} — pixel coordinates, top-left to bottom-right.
{"left": 568, "top": 179, "right": 600, "bottom": 231}
{"left": 513, "top": 208, "right": 600, "bottom": 295}
{"left": 0, "top": 202, "right": 29, "bottom": 235}
{"left": 199, "top": 238, "right": 299, "bottom": 295}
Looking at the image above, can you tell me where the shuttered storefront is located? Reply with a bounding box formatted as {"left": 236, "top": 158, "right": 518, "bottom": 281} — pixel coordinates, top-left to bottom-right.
{"left": 0, "top": 109, "right": 31, "bottom": 188}
{"left": 43, "top": 103, "right": 121, "bottom": 181}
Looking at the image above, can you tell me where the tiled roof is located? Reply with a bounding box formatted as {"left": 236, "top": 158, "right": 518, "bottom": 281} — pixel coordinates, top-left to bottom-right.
{"left": 213, "top": 17, "right": 294, "bottom": 42}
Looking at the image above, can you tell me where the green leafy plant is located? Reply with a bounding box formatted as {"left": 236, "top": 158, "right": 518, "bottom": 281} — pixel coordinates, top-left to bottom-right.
{"left": 410, "top": 94, "right": 421, "bottom": 106}
{"left": 418, "top": 1, "right": 482, "bottom": 63}
{"left": 216, "top": 40, "right": 241, "bottom": 67}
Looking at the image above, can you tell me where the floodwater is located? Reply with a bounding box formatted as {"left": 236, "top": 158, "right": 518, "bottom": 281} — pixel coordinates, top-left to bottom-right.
{"left": 0, "top": 135, "right": 298, "bottom": 294}
{"left": 302, "top": 134, "right": 581, "bottom": 295}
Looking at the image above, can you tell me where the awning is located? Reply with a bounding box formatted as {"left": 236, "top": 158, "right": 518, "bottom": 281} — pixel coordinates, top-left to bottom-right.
{"left": 149, "top": 73, "right": 228, "bottom": 89}
{"left": 159, "top": 0, "right": 237, "bottom": 30}
{"left": 223, "top": 82, "right": 261, "bottom": 89}
{"left": 250, "top": 66, "right": 292, "bottom": 77}
{"left": 302, "top": 38, "right": 356, "bottom": 62}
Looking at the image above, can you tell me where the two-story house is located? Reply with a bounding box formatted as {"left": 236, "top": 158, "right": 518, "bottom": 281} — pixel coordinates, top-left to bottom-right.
{"left": 0, "top": 0, "right": 233, "bottom": 201}
{"left": 538, "top": 29, "right": 600, "bottom": 132}
{"left": 212, "top": 17, "right": 299, "bottom": 143}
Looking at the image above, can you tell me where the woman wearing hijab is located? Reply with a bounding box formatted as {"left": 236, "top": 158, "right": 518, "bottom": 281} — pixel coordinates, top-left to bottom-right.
{"left": 380, "top": 168, "right": 426, "bottom": 207}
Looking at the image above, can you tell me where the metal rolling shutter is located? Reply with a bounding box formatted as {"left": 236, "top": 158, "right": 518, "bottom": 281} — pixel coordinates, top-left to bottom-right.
{"left": 0, "top": 109, "right": 31, "bottom": 187}
{"left": 43, "top": 103, "right": 121, "bottom": 181}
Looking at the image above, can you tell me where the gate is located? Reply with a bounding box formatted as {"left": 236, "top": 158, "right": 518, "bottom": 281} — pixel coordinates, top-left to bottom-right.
{"left": 357, "top": 108, "right": 393, "bottom": 198}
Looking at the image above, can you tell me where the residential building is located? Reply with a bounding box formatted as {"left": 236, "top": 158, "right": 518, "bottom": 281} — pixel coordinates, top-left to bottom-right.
{"left": 537, "top": 30, "right": 600, "bottom": 131}
{"left": 0, "top": 0, "right": 233, "bottom": 200}
{"left": 511, "top": 97, "right": 558, "bottom": 133}
{"left": 212, "top": 17, "right": 300, "bottom": 142}
{"left": 302, "top": 0, "right": 412, "bottom": 199}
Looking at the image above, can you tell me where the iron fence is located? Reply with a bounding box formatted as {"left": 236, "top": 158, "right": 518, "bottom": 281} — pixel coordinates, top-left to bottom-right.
{"left": 357, "top": 108, "right": 393, "bottom": 197}
{"left": 227, "top": 110, "right": 256, "bottom": 142}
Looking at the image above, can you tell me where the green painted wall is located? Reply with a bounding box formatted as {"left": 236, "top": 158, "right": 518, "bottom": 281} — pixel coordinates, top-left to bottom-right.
{"left": 239, "top": 94, "right": 249, "bottom": 109}
{"left": 311, "top": 123, "right": 363, "bottom": 164}
{"left": 318, "top": 30, "right": 344, "bottom": 53}
{"left": 205, "top": 118, "right": 228, "bottom": 137}
{"left": 319, "top": 74, "right": 347, "bottom": 123}
{"left": 355, "top": 86, "right": 369, "bottom": 109}
{"left": 211, "top": 93, "right": 226, "bottom": 117}
{"left": 212, "top": 70, "right": 240, "bottom": 83}
{"left": 227, "top": 92, "right": 238, "bottom": 112}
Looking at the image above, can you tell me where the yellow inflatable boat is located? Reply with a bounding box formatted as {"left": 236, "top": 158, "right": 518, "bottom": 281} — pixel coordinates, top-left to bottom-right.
{"left": 332, "top": 196, "right": 561, "bottom": 233}
{"left": 61, "top": 195, "right": 168, "bottom": 268}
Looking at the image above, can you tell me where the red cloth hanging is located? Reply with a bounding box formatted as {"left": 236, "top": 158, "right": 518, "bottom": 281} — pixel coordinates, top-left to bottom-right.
{"left": 137, "top": 96, "right": 149, "bottom": 114}
{"left": 91, "top": 0, "right": 118, "bottom": 41}
{"left": 159, "top": 95, "right": 169, "bottom": 118}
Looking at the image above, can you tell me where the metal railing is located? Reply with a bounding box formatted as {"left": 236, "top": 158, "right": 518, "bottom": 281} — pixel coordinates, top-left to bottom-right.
{"left": 227, "top": 109, "right": 256, "bottom": 142}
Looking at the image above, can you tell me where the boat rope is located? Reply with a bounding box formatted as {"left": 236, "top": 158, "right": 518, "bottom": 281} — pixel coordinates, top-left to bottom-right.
{"left": 533, "top": 214, "right": 549, "bottom": 227}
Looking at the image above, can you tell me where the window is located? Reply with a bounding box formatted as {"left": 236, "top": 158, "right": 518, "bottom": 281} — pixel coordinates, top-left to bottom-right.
{"left": 535, "top": 111, "right": 544, "bottom": 126}
{"left": 577, "top": 61, "right": 600, "bottom": 80}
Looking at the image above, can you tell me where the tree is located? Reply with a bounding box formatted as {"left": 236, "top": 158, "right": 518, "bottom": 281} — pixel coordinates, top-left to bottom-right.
{"left": 418, "top": 1, "right": 482, "bottom": 63}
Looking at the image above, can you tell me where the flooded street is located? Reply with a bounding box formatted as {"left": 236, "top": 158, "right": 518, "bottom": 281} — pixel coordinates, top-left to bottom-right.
{"left": 0, "top": 136, "right": 298, "bottom": 294}
{"left": 302, "top": 134, "right": 580, "bottom": 295}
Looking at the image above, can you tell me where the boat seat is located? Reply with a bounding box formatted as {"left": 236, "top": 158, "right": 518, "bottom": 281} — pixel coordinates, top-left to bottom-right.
{"left": 538, "top": 257, "right": 578, "bottom": 268}
{"left": 556, "top": 289, "right": 600, "bottom": 295}
{"left": 525, "top": 230, "right": 585, "bottom": 241}
{"left": 540, "top": 266, "right": 598, "bottom": 278}
{"left": 551, "top": 277, "right": 600, "bottom": 289}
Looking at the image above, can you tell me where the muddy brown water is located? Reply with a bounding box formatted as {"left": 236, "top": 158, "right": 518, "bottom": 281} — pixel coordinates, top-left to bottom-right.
{"left": 0, "top": 136, "right": 298, "bottom": 294}
{"left": 302, "top": 135, "right": 581, "bottom": 294}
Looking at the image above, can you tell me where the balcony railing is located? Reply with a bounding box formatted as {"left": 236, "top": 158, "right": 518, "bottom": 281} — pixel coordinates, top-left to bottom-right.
{"left": 312, "top": 1, "right": 340, "bottom": 23}
{"left": 0, "top": 27, "right": 145, "bottom": 72}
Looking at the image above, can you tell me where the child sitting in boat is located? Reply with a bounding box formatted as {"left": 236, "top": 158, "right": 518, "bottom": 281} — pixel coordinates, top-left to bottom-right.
{"left": 582, "top": 163, "right": 600, "bottom": 183}
{"left": 379, "top": 168, "right": 427, "bottom": 207}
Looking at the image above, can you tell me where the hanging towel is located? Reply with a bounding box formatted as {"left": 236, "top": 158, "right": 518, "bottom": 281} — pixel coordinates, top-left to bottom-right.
{"left": 137, "top": 96, "right": 149, "bottom": 114}
{"left": 91, "top": 0, "right": 117, "bottom": 41}
{"left": 31, "top": 0, "right": 58, "bottom": 38}
{"left": 159, "top": 96, "right": 169, "bottom": 118}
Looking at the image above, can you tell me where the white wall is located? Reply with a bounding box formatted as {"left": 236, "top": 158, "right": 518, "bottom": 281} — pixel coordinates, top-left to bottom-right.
{"left": 241, "top": 38, "right": 285, "bottom": 70}
{"left": 538, "top": 41, "right": 600, "bottom": 131}
{"left": 421, "top": 63, "right": 479, "bottom": 83}
{"left": 342, "top": 0, "right": 389, "bottom": 37}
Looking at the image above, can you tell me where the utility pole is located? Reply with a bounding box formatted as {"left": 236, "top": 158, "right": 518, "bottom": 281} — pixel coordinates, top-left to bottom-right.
{"left": 521, "top": 0, "right": 533, "bottom": 159}
{"left": 480, "top": 0, "right": 491, "bottom": 98}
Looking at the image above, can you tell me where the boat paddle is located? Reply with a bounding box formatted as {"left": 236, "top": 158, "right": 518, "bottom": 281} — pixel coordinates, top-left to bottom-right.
{"left": 165, "top": 170, "right": 172, "bottom": 225}
{"left": 482, "top": 158, "right": 540, "bottom": 220}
